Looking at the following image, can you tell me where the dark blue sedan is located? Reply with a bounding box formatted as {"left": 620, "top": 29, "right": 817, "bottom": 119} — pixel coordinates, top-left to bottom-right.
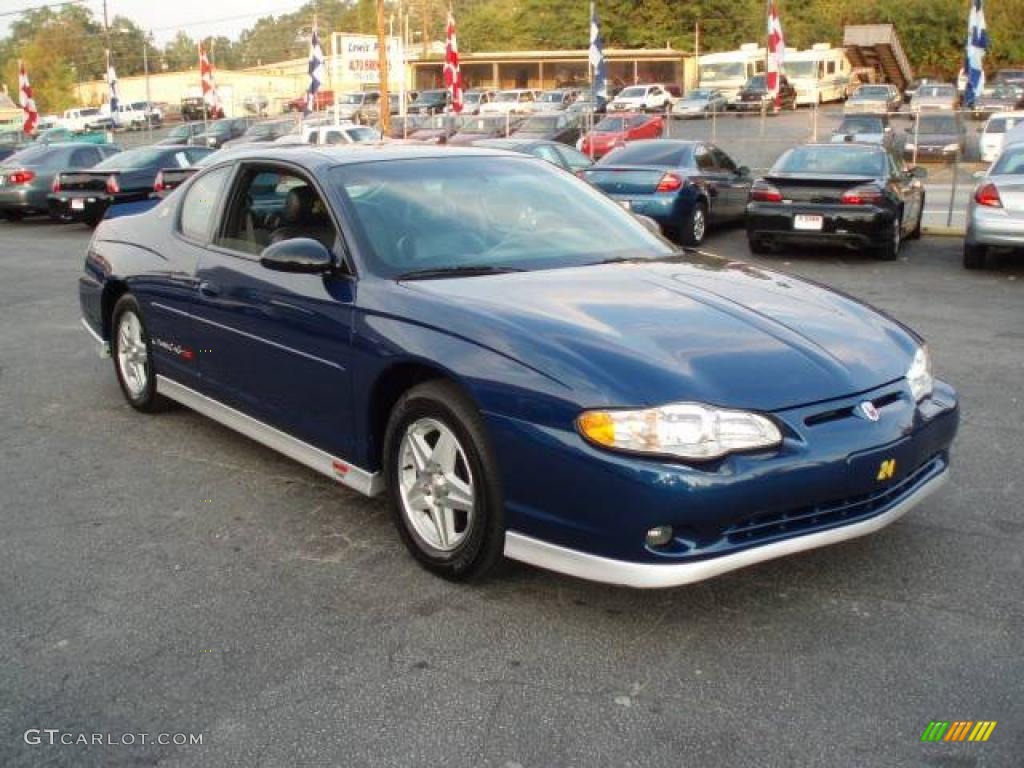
{"left": 78, "top": 146, "right": 959, "bottom": 588}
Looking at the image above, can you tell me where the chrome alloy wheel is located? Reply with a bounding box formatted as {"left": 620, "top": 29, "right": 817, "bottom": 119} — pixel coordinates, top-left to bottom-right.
{"left": 692, "top": 207, "right": 707, "bottom": 242}
{"left": 116, "top": 310, "right": 149, "bottom": 398}
{"left": 398, "top": 417, "right": 475, "bottom": 552}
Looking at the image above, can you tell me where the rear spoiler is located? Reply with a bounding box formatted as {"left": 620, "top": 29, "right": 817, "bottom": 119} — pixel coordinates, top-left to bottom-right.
{"left": 153, "top": 167, "right": 199, "bottom": 198}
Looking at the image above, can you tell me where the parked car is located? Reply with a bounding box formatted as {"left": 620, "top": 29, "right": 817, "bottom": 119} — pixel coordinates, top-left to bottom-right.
{"left": 830, "top": 114, "right": 897, "bottom": 149}
{"left": 0, "top": 142, "right": 120, "bottom": 220}
{"left": 407, "top": 114, "right": 459, "bottom": 144}
{"left": 510, "top": 113, "right": 582, "bottom": 146}
{"left": 157, "top": 122, "right": 207, "bottom": 147}
{"left": 471, "top": 138, "right": 594, "bottom": 173}
{"left": 579, "top": 113, "right": 663, "bottom": 160}
{"left": 964, "top": 142, "right": 1024, "bottom": 268}
{"left": 582, "top": 140, "right": 750, "bottom": 246}
{"left": 49, "top": 145, "right": 214, "bottom": 226}
{"left": 530, "top": 89, "right": 578, "bottom": 112}
{"left": 480, "top": 89, "right": 537, "bottom": 116}
{"left": 733, "top": 74, "right": 798, "bottom": 114}
{"left": 978, "top": 112, "right": 1024, "bottom": 164}
{"left": 992, "top": 68, "right": 1024, "bottom": 90}
{"left": 459, "top": 89, "right": 495, "bottom": 115}
{"left": 970, "top": 84, "right": 1024, "bottom": 119}
{"left": 288, "top": 89, "right": 335, "bottom": 113}
{"left": 0, "top": 131, "right": 27, "bottom": 162}
{"left": 332, "top": 91, "right": 381, "bottom": 124}
{"left": 113, "top": 102, "right": 159, "bottom": 131}
{"left": 746, "top": 142, "right": 926, "bottom": 258}
{"left": 447, "top": 115, "right": 523, "bottom": 146}
{"left": 671, "top": 88, "right": 729, "bottom": 118}
{"left": 180, "top": 97, "right": 221, "bottom": 122}
{"left": 910, "top": 84, "right": 958, "bottom": 112}
{"left": 34, "top": 127, "right": 112, "bottom": 146}
{"left": 195, "top": 118, "right": 251, "bottom": 149}
{"left": 845, "top": 84, "right": 902, "bottom": 114}
{"left": 58, "top": 107, "right": 111, "bottom": 133}
{"left": 566, "top": 93, "right": 606, "bottom": 116}
{"left": 276, "top": 124, "right": 382, "bottom": 146}
{"left": 903, "top": 77, "right": 945, "bottom": 104}
{"left": 903, "top": 113, "right": 968, "bottom": 162}
{"left": 607, "top": 84, "right": 673, "bottom": 113}
{"left": 222, "top": 119, "right": 296, "bottom": 149}
{"left": 408, "top": 89, "right": 451, "bottom": 115}
{"left": 78, "top": 144, "right": 958, "bottom": 587}
{"left": 387, "top": 91, "right": 419, "bottom": 116}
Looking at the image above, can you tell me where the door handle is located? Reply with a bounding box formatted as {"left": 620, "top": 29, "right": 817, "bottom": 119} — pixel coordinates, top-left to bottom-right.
{"left": 199, "top": 280, "right": 220, "bottom": 298}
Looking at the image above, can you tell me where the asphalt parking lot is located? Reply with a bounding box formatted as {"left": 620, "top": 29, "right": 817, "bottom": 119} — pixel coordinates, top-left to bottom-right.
{"left": 1, "top": 219, "right": 1021, "bottom": 767}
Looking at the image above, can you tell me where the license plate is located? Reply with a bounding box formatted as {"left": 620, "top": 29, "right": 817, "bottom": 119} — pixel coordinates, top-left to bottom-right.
{"left": 793, "top": 214, "right": 823, "bottom": 231}
{"left": 619, "top": 200, "right": 632, "bottom": 210}
{"left": 71, "top": 199, "right": 85, "bottom": 210}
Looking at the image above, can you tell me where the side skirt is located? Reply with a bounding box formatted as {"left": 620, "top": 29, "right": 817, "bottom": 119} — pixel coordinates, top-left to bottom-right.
{"left": 155, "top": 375, "right": 384, "bottom": 497}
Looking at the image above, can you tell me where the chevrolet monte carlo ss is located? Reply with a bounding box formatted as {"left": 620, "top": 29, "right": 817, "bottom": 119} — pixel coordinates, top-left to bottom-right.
{"left": 79, "top": 146, "right": 959, "bottom": 588}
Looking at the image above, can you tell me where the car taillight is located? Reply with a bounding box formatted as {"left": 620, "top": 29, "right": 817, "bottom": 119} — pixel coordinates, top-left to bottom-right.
{"left": 153, "top": 171, "right": 165, "bottom": 193}
{"left": 656, "top": 172, "right": 684, "bottom": 193}
{"left": 750, "top": 181, "right": 783, "bottom": 202}
{"left": 106, "top": 175, "right": 120, "bottom": 195}
{"left": 840, "top": 184, "right": 884, "bottom": 205}
{"left": 52, "top": 175, "right": 62, "bottom": 193}
{"left": 974, "top": 182, "right": 1002, "bottom": 208}
{"left": 7, "top": 169, "right": 35, "bottom": 185}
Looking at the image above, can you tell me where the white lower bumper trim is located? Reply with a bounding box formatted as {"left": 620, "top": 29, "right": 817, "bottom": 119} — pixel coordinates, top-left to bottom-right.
{"left": 503, "top": 468, "right": 948, "bottom": 589}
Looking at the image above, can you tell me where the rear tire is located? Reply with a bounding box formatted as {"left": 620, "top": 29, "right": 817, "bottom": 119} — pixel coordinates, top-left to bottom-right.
{"left": 111, "top": 294, "right": 168, "bottom": 413}
{"left": 874, "top": 216, "right": 901, "bottom": 260}
{"left": 383, "top": 380, "right": 505, "bottom": 582}
{"left": 963, "top": 243, "right": 988, "bottom": 269}
{"left": 909, "top": 195, "right": 924, "bottom": 240}
{"left": 680, "top": 201, "right": 708, "bottom": 247}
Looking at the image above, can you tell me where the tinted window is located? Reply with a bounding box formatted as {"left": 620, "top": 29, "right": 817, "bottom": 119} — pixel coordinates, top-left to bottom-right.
{"left": 180, "top": 166, "right": 230, "bottom": 241}
{"left": 712, "top": 148, "right": 737, "bottom": 172}
{"left": 773, "top": 146, "right": 886, "bottom": 176}
{"left": 991, "top": 146, "right": 1024, "bottom": 175}
{"left": 557, "top": 146, "right": 594, "bottom": 171}
{"left": 95, "top": 148, "right": 168, "bottom": 170}
{"left": 598, "top": 142, "right": 693, "bottom": 167}
{"left": 70, "top": 147, "right": 101, "bottom": 167}
{"left": 530, "top": 144, "right": 563, "bottom": 166}
{"left": 918, "top": 116, "right": 960, "bottom": 133}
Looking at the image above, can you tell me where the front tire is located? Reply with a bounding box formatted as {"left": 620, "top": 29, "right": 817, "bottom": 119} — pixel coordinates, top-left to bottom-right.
{"left": 111, "top": 294, "right": 167, "bottom": 412}
{"left": 383, "top": 380, "right": 505, "bottom": 581}
{"left": 680, "top": 201, "right": 708, "bottom": 246}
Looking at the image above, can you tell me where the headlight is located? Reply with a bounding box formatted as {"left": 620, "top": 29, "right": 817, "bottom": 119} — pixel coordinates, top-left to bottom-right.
{"left": 904, "top": 142, "right": 917, "bottom": 151}
{"left": 942, "top": 143, "right": 960, "bottom": 153}
{"left": 907, "top": 346, "right": 934, "bottom": 402}
{"left": 577, "top": 402, "right": 782, "bottom": 461}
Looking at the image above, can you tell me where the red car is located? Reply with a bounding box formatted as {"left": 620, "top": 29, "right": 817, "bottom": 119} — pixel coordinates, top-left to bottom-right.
{"left": 580, "top": 113, "right": 664, "bottom": 159}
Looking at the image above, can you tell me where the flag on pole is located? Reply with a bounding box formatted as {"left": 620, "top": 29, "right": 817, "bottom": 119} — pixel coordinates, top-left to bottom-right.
{"left": 766, "top": 0, "right": 786, "bottom": 108}
{"left": 107, "top": 53, "right": 120, "bottom": 116}
{"left": 18, "top": 60, "right": 38, "bottom": 134}
{"left": 589, "top": 2, "right": 609, "bottom": 106}
{"left": 306, "top": 25, "right": 326, "bottom": 114}
{"left": 199, "top": 45, "right": 220, "bottom": 116}
{"left": 965, "top": 0, "right": 988, "bottom": 107}
{"left": 444, "top": 13, "right": 463, "bottom": 113}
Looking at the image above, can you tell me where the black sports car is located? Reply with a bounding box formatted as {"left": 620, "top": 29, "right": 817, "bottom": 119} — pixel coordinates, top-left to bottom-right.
{"left": 746, "top": 143, "right": 927, "bottom": 259}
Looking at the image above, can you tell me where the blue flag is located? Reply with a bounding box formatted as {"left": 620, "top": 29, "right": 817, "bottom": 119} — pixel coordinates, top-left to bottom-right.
{"left": 965, "top": 0, "right": 988, "bottom": 107}
{"left": 306, "top": 27, "right": 326, "bottom": 114}
{"left": 589, "top": 2, "right": 609, "bottom": 107}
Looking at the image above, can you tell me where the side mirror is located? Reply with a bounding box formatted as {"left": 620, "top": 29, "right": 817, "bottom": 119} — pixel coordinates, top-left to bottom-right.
{"left": 910, "top": 166, "right": 928, "bottom": 180}
{"left": 736, "top": 165, "right": 751, "bottom": 178}
{"left": 259, "top": 238, "right": 334, "bottom": 274}
{"left": 634, "top": 214, "right": 662, "bottom": 236}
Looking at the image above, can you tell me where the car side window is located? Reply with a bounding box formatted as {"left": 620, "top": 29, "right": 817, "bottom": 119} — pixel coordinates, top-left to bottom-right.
{"left": 179, "top": 166, "right": 231, "bottom": 242}
{"left": 556, "top": 146, "right": 593, "bottom": 172}
{"left": 694, "top": 145, "right": 715, "bottom": 172}
{"left": 214, "top": 166, "right": 337, "bottom": 257}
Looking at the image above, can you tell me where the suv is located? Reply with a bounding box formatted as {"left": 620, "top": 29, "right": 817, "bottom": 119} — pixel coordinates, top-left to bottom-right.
{"left": 180, "top": 97, "right": 222, "bottom": 122}
{"left": 409, "top": 89, "right": 452, "bottom": 115}
{"left": 733, "top": 74, "right": 798, "bottom": 113}
{"left": 607, "top": 84, "right": 673, "bottom": 113}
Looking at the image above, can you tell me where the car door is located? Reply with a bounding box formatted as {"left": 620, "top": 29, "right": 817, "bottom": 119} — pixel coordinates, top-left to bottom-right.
{"left": 191, "top": 162, "right": 359, "bottom": 459}
{"left": 888, "top": 150, "right": 923, "bottom": 235}
{"left": 691, "top": 144, "right": 731, "bottom": 221}
{"left": 709, "top": 146, "right": 751, "bottom": 219}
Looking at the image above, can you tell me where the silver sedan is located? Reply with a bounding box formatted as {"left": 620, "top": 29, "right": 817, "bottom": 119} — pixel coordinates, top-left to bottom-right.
{"left": 964, "top": 142, "right": 1024, "bottom": 268}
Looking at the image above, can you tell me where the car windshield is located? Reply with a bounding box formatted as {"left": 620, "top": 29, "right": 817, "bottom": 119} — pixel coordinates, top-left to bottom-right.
{"left": 538, "top": 92, "right": 566, "bottom": 102}
{"left": 598, "top": 142, "right": 694, "bottom": 167}
{"left": 699, "top": 62, "right": 745, "bottom": 81}
{"left": 338, "top": 93, "right": 365, "bottom": 105}
{"left": 683, "top": 90, "right": 713, "bottom": 101}
{"left": 330, "top": 156, "right": 672, "bottom": 277}
{"left": 617, "top": 87, "right": 647, "bottom": 99}
{"left": 991, "top": 146, "right": 1024, "bottom": 175}
{"left": 855, "top": 86, "right": 890, "bottom": 99}
{"left": 918, "top": 115, "right": 960, "bottom": 133}
{"left": 745, "top": 75, "right": 767, "bottom": 90}
{"left": 918, "top": 85, "right": 954, "bottom": 98}
{"left": 518, "top": 116, "right": 561, "bottom": 131}
{"left": 95, "top": 148, "right": 168, "bottom": 170}
{"left": 464, "top": 92, "right": 484, "bottom": 103}
{"left": 837, "top": 116, "right": 884, "bottom": 133}
{"left": 773, "top": 146, "right": 886, "bottom": 176}
{"left": 414, "top": 90, "right": 446, "bottom": 104}
{"left": 594, "top": 117, "right": 630, "bottom": 132}
{"left": 785, "top": 60, "right": 820, "bottom": 78}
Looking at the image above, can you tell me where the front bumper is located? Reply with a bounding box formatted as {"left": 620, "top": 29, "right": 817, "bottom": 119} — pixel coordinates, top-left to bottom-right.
{"left": 747, "top": 201, "right": 894, "bottom": 248}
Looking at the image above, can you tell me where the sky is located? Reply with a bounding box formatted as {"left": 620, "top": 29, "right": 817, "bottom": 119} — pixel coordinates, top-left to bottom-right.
{"left": 2, "top": 0, "right": 314, "bottom": 44}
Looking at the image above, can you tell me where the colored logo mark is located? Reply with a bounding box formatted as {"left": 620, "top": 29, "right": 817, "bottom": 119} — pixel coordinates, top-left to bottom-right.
{"left": 877, "top": 458, "right": 896, "bottom": 481}
{"left": 921, "top": 721, "right": 997, "bottom": 742}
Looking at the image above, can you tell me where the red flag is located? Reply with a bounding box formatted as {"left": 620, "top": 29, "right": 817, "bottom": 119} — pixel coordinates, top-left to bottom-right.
{"left": 444, "top": 13, "right": 463, "bottom": 113}
{"left": 18, "top": 60, "right": 39, "bottom": 134}
{"left": 199, "top": 45, "right": 220, "bottom": 116}
{"left": 766, "top": 0, "right": 786, "bottom": 108}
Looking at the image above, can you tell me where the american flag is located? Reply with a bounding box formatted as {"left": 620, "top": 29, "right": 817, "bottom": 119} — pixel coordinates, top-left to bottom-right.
{"left": 444, "top": 13, "right": 463, "bottom": 113}
{"left": 18, "top": 60, "right": 38, "bottom": 134}
{"left": 965, "top": 0, "right": 988, "bottom": 107}
{"left": 199, "top": 46, "right": 220, "bottom": 115}
{"left": 306, "top": 26, "right": 326, "bottom": 114}
{"left": 766, "top": 0, "right": 786, "bottom": 107}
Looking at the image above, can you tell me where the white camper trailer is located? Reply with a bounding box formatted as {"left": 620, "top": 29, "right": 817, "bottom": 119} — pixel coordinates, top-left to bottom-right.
{"left": 697, "top": 44, "right": 766, "bottom": 104}
{"left": 785, "top": 44, "right": 852, "bottom": 105}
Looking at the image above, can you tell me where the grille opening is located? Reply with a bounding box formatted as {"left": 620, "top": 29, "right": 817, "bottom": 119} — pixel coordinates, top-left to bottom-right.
{"left": 804, "top": 390, "right": 905, "bottom": 427}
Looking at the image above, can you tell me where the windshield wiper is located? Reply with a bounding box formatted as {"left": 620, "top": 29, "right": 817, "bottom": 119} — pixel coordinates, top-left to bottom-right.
{"left": 396, "top": 265, "right": 526, "bottom": 281}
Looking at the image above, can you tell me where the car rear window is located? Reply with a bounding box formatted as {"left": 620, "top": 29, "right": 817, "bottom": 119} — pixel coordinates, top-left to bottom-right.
{"left": 773, "top": 146, "right": 886, "bottom": 176}
{"left": 991, "top": 146, "right": 1024, "bottom": 175}
{"left": 597, "top": 142, "right": 694, "bottom": 167}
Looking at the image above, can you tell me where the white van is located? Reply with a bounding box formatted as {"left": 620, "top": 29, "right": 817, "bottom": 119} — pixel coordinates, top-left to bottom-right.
{"left": 784, "top": 44, "right": 852, "bottom": 106}
{"left": 697, "top": 44, "right": 766, "bottom": 104}
{"left": 979, "top": 111, "right": 1024, "bottom": 164}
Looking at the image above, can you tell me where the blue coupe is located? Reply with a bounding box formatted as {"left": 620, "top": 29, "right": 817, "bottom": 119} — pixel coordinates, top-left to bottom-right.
{"left": 78, "top": 146, "right": 959, "bottom": 588}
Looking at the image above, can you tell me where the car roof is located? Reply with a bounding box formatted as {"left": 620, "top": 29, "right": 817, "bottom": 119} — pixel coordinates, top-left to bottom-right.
{"left": 199, "top": 143, "right": 525, "bottom": 170}
{"left": 797, "top": 142, "right": 885, "bottom": 152}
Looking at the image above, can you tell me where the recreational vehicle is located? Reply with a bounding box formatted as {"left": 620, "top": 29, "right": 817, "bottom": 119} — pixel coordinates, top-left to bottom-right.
{"left": 784, "top": 44, "right": 852, "bottom": 106}
{"left": 697, "top": 44, "right": 766, "bottom": 104}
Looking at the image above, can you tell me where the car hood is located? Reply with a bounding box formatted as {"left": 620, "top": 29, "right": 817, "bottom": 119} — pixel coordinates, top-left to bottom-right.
{"left": 911, "top": 130, "right": 960, "bottom": 143}
{"left": 399, "top": 254, "right": 918, "bottom": 410}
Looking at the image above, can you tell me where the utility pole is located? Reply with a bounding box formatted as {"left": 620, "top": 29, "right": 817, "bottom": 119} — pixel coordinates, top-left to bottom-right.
{"left": 421, "top": 0, "right": 428, "bottom": 57}
{"left": 143, "top": 31, "right": 152, "bottom": 142}
{"left": 377, "top": 0, "right": 390, "bottom": 134}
